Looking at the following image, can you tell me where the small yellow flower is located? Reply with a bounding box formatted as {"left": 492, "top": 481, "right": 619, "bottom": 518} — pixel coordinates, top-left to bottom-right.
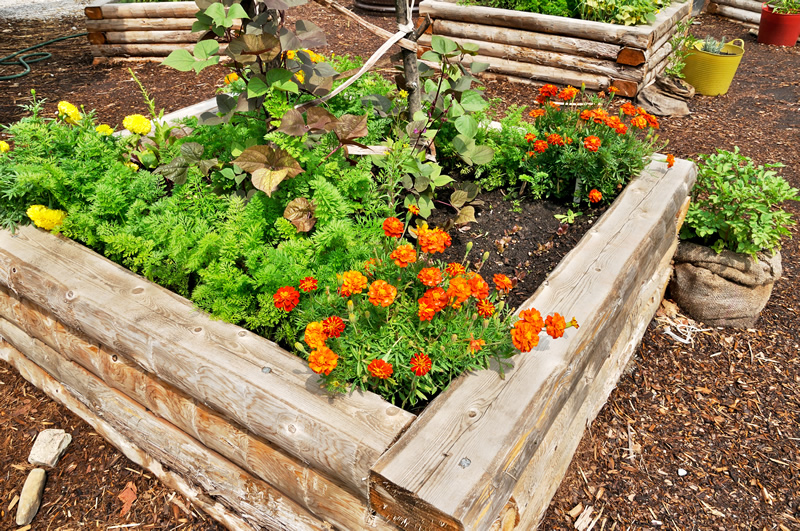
{"left": 57, "top": 101, "right": 81, "bottom": 125}
{"left": 398, "top": 89, "right": 409, "bottom": 99}
{"left": 286, "top": 50, "right": 297, "bottom": 60}
{"left": 224, "top": 72, "right": 239, "bottom": 85}
{"left": 26, "top": 205, "right": 67, "bottom": 230}
{"left": 123, "top": 114, "right": 152, "bottom": 136}
{"left": 95, "top": 124, "right": 113, "bottom": 136}
{"left": 295, "top": 70, "right": 305, "bottom": 84}
{"left": 0, "top": 140, "right": 9, "bottom": 153}
{"left": 307, "top": 50, "right": 325, "bottom": 63}
{"left": 124, "top": 161, "right": 140, "bottom": 172}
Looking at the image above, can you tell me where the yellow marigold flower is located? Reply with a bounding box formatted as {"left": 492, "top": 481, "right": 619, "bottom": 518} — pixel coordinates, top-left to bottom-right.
{"left": 123, "top": 114, "right": 152, "bottom": 136}
{"left": 224, "top": 72, "right": 239, "bottom": 85}
{"left": 0, "top": 140, "right": 9, "bottom": 153}
{"left": 307, "top": 49, "right": 325, "bottom": 63}
{"left": 26, "top": 205, "right": 67, "bottom": 231}
{"left": 57, "top": 101, "right": 81, "bottom": 125}
{"left": 124, "top": 161, "right": 139, "bottom": 172}
{"left": 398, "top": 89, "right": 409, "bottom": 99}
{"left": 95, "top": 124, "right": 113, "bottom": 136}
{"left": 295, "top": 70, "right": 305, "bottom": 84}
{"left": 286, "top": 50, "right": 297, "bottom": 60}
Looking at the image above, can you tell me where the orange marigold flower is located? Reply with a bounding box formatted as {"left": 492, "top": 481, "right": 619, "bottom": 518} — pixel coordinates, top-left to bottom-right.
{"left": 545, "top": 312, "right": 566, "bottom": 339}
{"left": 341, "top": 270, "right": 368, "bottom": 297}
{"left": 557, "top": 85, "right": 579, "bottom": 101}
{"left": 519, "top": 308, "right": 544, "bottom": 334}
{"left": 368, "top": 280, "right": 397, "bottom": 308}
{"left": 546, "top": 133, "right": 565, "bottom": 146}
{"left": 615, "top": 124, "right": 628, "bottom": 135}
{"left": 642, "top": 112, "right": 659, "bottom": 129}
{"left": 418, "top": 299, "right": 437, "bottom": 322}
{"left": 408, "top": 204, "right": 420, "bottom": 215}
{"left": 390, "top": 244, "right": 417, "bottom": 268}
{"left": 468, "top": 336, "right": 485, "bottom": 354}
{"left": 410, "top": 353, "right": 432, "bottom": 377}
{"left": 535, "top": 94, "right": 547, "bottom": 105}
{"left": 511, "top": 321, "right": 540, "bottom": 353}
{"left": 476, "top": 299, "right": 495, "bottom": 318}
{"left": 533, "top": 140, "right": 548, "bottom": 153}
{"left": 589, "top": 189, "right": 603, "bottom": 204}
{"left": 526, "top": 150, "right": 536, "bottom": 157}
{"left": 583, "top": 136, "right": 601, "bottom": 152}
{"left": 224, "top": 72, "right": 239, "bottom": 85}
{"left": 525, "top": 132, "right": 536, "bottom": 142}
{"left": 447, "top": 276, "right": 472, "bottom": 308}
{"left": 417, "top": 267, "right": 443, "bottom": 287}
{"left": 528, "top": 109, "right": 546, "bottom": 119}
{"left": 308, "top": 346, "right": 338, "bottom": 375}
{"left": 494, "top": 274, "right": 513, "bottom": 292}
{"left": 382, "top": 217, "right": 404, "bottom": 238}
{"left": 609, "top": 86, "right": 619, "bottom": 93}
{"left": 322, "top": 316, "right": 345, "bottom": 338}
{"left": 304, "top": 321, "right": 328, "bottom": 350}
{"left": 422, "top": 287, "right": 449, "bottom": 312}
{"left": 273, "top": 286, "right": 300, "bottom": 312}
{"left": 621, "top": 102, "right": 637, "bottom": 116}
{"left": 466, "top": 272, "right": 489, "bottom": 300}
{"left": 580, "top": 109, "right": 595, "bottom": 121}
{"left": 364, "top": 258, "right": 381, "bottom": 276}
{"left": 591, "top": 108, "right": 609, "bottom": 124}
{"left": 367, "top": 359, "right": 393, "bottom": 379}
{"left": 666, "top": 154, "right": 675, "bottom": 168}
{"left": 445, "top": 262, "right": 466, "bottom": 276}
{"left": 419, "top": 226, "right": 451, "bottom": 255}
{"left": 604, "top": 116, "right": 623, "bottom": 129}
{"left": 299, "top": 276, "right": 318, "bottom": 292}
{"left": 630, "top": 115, "right": 648, "bottom": 129}
{"left": 538, "top": 84, "right": 558, "bottom": 98}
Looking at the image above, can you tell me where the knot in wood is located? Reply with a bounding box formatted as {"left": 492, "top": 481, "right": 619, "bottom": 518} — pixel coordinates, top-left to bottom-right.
{"left": 131, "top": 287, "right": 144, "bottom": 294}
{"left": 193, "top": 327, "right": 203, "bottom": 333}
{"left": 65, "top": 290, "right": 76, "bottom": 301}
{"left": 238, "top": 331, "right": 247, "bottom": 337}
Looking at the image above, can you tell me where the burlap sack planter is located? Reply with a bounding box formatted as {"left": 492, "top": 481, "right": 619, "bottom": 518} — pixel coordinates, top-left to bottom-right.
{"left": 670, "top": 241, "right": 782, "bottom": 328}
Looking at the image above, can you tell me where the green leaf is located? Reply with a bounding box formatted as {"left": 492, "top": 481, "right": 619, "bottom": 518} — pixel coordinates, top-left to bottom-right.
{"left": 246, "top": 77, "right": 270, "bottom": 98}
{"left": 193, "top": 39, "right": 219, "bottom": 61}
{"left": 454, "top": 115, "right": 478, "bottom": 139}
{"left": 155, "top": 156, "right": 189, "bottom": 185}
{"left": 431, "top": 35, "right": 458, "bottom": 55}
{"left": 459, "top": 42, "right": 480, "bottom": 54}
{"left": 420, "top": 50, "right": 440, "bottom": 62}
{"left": 454, "top": 206, "right": 477, "bottom": 225}
{"left": 470, "top": 145, "right": 494, "bottom": 165}
{"left": 450, "top": 190, "right": 469, "bottom": 208}
{"left": 460, "top": 89, "right": 488, "bottom": 112}
{"left": 203, "top": 3, "right": 226, "bottom": 26}
{"left": 162, "top": 49, "right": 196, "bottom": 72}
{"left": 470, "top": 61, "right": 490, "bottom": 74}
{"left": 226, "top": 3, "right": 249, "bottom": 23}
{"left": 418, "top": 195, "right": 434, "bottom": 218}
{"left": 431, "top": 173, "right": 454, "bottom": 187}
{"left": 180, "top": 142, "right": 205, "bottom": 163}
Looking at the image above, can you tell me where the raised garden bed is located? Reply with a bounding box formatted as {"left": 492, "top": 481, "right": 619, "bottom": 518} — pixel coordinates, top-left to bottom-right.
{"left": 84, "top": 0, "right": 200, "bottom": 63}
{"left": 0, "top": 112, "right": 696, "bottom": 531}
{"left": 417, "top": 0, "right": 692, "bottom": 97}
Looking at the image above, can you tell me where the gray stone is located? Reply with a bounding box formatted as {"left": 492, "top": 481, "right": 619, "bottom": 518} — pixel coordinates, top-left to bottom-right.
{"left": 635, "top": 84, "right": 691, "bottom": 117}
{"left": 28, "top": 429, "right": 72, "bottom": 467}
{"left": 16, "top": 468, "right": 47, "bottom": 526}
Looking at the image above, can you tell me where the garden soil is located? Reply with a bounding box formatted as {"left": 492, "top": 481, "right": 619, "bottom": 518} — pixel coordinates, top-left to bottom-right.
{"left": 1, "top": 6, "right": 799, "bottom": 530}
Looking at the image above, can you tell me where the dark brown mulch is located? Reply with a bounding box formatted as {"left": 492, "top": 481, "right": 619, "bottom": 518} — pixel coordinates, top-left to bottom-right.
{"left": 1, "top": 5, "right": 799, "bottom": 531}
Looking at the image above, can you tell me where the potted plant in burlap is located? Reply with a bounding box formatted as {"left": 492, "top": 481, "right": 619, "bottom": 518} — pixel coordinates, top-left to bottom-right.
{"left": 672, "top": 147, "right": 799, "bottom": 327}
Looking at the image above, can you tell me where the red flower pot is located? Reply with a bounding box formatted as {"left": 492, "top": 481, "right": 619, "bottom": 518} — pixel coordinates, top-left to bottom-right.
{"left": 758, "top": 4, "right": 800, "bottom": 46}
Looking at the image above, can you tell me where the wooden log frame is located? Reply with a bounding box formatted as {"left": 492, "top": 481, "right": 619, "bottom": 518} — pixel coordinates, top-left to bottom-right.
{"left": 370, "top": 157, "right": 697, "bottom": 531}
{"left": 419, "top": 0, "right": 691, "bottom": 96}
{"left": 707, "top": 1, "right": 762, "bottom": 24}
{"left": 85, "top": 0, "right": 201, "bottom": 59}
{"left": 0, "top": 154, "right": 695, "bottom": 529}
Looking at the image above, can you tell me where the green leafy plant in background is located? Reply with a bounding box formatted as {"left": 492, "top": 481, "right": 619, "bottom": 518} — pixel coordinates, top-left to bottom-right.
{"left": 664, "top": 18, "right": 697, "bottom": 79}
{"left": 681, "top": 147, "right": 799, "bottom": 258}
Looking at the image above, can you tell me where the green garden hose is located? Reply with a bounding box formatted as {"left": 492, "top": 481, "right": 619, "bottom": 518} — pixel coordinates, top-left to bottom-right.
{"left": 0, "top": 33, "right": 88, "bottom": 81}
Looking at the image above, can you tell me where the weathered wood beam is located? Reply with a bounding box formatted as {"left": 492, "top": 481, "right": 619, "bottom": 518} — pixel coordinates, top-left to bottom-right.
{"left": 432, "top": 19, "right": 621, "bottom": 60}
{"left": 84, "top": 0, "right": 115, "bottom": 20}
{"left": 0, "top": 342, "right": 254, "bottom": 531}
{"left": 417, "top": 34, "right": 643, "bottom": 81}
{"left": 707, "top": 2, "right": 761, "bottom": 24}
{"left": 101, "top": 30, "right": 201, "bottom": 44}
{"left": 86, "top": 17, "right": 198, "bottom": 31}
{"left": 712, "top": 0, "right": 762, "bottom": 11}
{"left": 0, "top": 321, "right": 326, "bottom": 530}
{"left": 0, "top": 227, "right": 415, "bottom": 497}
{"left": 91, "top": 1, "right": 198, "bottom": 18}
{"left": 0, "top": 287, "right": 395, "bottom": 531}
{"left": 370, "top": 157, "right": 697, "bottom": 531}
{"left": 88, "top": 43, "right": 196, "bottom": 57}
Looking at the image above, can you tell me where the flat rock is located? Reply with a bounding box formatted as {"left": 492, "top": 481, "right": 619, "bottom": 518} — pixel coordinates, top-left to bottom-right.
{"left": 16, "top": 468, "right": 47, "bottom": 526}
{"left": 28, "top": 429, "right": 72, "bottom": 468}
{"left": 635, "top": 84, "right": 691, "bottom": 117}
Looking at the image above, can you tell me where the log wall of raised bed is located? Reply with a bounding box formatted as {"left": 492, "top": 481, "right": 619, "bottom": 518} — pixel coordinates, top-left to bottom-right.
{"left": 84, "top": 0, "right": 201, "bottom": 63}
{"left": 417, "top": 0, "right": 692, "bottom": 97}
{"left": 0, "top": 153, "right": 695, "bottom": 529}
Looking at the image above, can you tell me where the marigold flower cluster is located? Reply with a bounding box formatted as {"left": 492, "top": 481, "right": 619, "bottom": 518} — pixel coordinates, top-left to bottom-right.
{"left": 588, "top": 189, "right": 603, "bottom": 203}
{"left": 417, "top": 224, "right": 452, "bottom": 254}
{"left": 286, "top": 49, "right": 325, "bottom": 63}
{"left": 0, "top": 140, "right": 9, "bottom": 153}
{"left": 417, "top": 267, "right": 442, "bottom": 287}
{"left": 390, "top": 244, "right": 417, "bottom": 268}
{"left": 666, "top": 153, "right": 675, "bottom": 168}
{"left": 26, "top": 204, "right": 67, "bottom": 230}
{"left": 368, "top": 359, "right": 393, "bottom": 379}
{"left": 123, "top": 114, "right": 152, "bottom": 136}
{"left": 302, "top": 314, "right": 347, "bottom": 376}
{"left": 409, "top": 353, "right": 431, "bottom": 376}
{"left": 274, "top": 286, "right": 300, "bottom": 312}
{"left": 224, "top": 72, "right": 239, "bottom": 85}
{"left": 511, "top": 308, "right": 579, "bottom": 352}
{"left": 341, "top": 270, "right": 368, "bottom": 296}
{"left": 308, "top": 346, "right": 338, "bottom": 376}
{"left": 95, "top": 124, "right": 113, "bottom": 136}
{"left": 583, "top": 136, "right": 602, "bottom": 152}
{"left": 383, "top": 216, "right": 404, "bottom": 238}
{"left": 57, "top": 101, "right": 81, "bottom": 125}
{"left": 368, "top": 280, "right": 397, "bottom": 307}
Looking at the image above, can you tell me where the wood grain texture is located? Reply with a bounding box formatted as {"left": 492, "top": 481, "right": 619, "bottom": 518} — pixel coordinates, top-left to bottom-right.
{"left": 102, "top": 30, "right": 201, "bottom": 44}
{"left": 86, "top": 17, "right": 198, "bottom": 31}
{"left": 707, "top": 2, "right": 761, "bottom": 23}
{"left": 0, "top": 341, "right": 255, "bottom": 531}
{"left": 616, "top": 46, "right": 646, "bottom": 66}
{"left": 421, "top": 0, "right": 688, "bottom": 48}
{"left": 713, "top": 0, "right": 762, "bottom": 11}
{"left": 431, "top": 19, "right": 622, "bottom": 60}
{"left": 370, "top": 157, "right": 697, "bottom": 531}
{"left": 0, "top": 327, "right": 325, "bottom": 530}
{"left": 89, "top": 43, "right": 196, "bottom": 57}
{"left": 98, "top": 1, "right": 198, "bottom": 19}
{"left": 0, "top": 227, "right": 415, "bottom": 496}
{"left": 417, "top": 35, "right": 643, "bottom": 81}
{"left": 0, "top": 287, "right": 395, "bottom": 531}
{"left": 84, "top": 0, "right": 115, "bottom": 19}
